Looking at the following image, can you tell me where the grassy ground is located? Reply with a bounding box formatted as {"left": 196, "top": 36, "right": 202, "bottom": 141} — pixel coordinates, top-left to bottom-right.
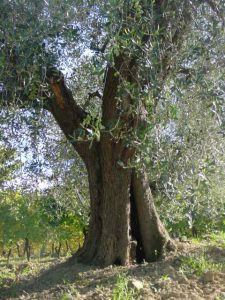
{"left": 1, "top": 233, "right": 225, "bottom": 299}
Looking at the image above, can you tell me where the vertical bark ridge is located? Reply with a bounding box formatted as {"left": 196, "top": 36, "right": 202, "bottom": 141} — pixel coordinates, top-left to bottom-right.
{"left": 93, "top": 135, "right": 131, "bottom": 266}
{"left": 47, "top": 68, "right": 176, "bottom": 267}
{"left": 76, "top": 137, "right": 132, "bottom": 266}
{"left": 75, "top": 141, "right": 176, "bottom": 266}
{"left": 131, "top": 170, "right": 176, "bottom": 261}
{"left": 130, "top": 181, "right": 144, "bottom": 263}
{"left": 75, "top": 143, "right": 103, "bottom": 263}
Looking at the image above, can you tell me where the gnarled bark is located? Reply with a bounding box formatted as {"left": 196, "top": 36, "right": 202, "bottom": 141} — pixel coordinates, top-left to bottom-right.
{"left": 73, "top": 134, "right": 176, "bottom": 266}
{"left": 45, "top": 0, "right": 178, "bottom": 266}
{"left": 131, "top": 171, "right": 176, "bottom": 261}
{"left": 46, "top": 61, "right": 176, "bottom": 267}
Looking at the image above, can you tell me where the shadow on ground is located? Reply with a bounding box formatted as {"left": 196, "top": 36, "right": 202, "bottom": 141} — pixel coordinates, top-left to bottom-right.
{"left": 1, "top": 243, "right": 225, "bottom": 300}
{"left": 0, "top": 257, "right": 95, "bottom": 299}
{"left": 0, "top": 254, "right": 177, "bottom": 299}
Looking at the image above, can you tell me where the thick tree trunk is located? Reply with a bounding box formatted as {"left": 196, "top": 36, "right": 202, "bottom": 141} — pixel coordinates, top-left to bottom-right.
{"left": 75, "top": 137, "right": 131, "bottom": 266}
{"left": 131, "top": 171, "right": 175, "bottom": 261}
{"left": 16, "top": 242, "right": 21, "bottom": 257}
{"left": 24, "top": 237, "right": 31, "bottom": 261}
{"left": 75, "top": 134, "right": 176, "bottom": 267}
{"left": 55, "top": 242, "right": 62, "bottom": 258}
{"left": 7, "top": 248, "right": 12, "bottom": 265}
{"left": 46, "top": 43, "right": 176, "bottom": 267}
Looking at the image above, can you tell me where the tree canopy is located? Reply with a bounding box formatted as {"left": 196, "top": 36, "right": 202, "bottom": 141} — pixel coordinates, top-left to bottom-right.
{"left": 0, "top": 0, "right": 224, "bottom": 266}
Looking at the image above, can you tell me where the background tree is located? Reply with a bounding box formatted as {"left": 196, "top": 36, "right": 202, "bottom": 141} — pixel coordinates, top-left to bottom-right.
{"left": 142, "top": 9, "right": 225, "bottom": 236}
{"left": 0, "top": 111, "right": 89, "bottom": 260}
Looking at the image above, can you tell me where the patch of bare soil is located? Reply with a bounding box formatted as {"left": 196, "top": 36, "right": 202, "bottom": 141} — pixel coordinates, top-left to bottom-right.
{"left": 1, "top": 241, "right": 225, "bottom": 300}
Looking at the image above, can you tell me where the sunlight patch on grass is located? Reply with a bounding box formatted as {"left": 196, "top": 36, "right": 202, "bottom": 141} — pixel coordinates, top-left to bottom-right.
{"left": 179, "top": 254, "right": 223, "bottom": 276}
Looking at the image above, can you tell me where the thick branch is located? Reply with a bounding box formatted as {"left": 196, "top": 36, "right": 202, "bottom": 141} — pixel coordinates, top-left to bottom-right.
{"left": 158, "top": 1, "right": 192, "bottom": 80}
{"left": 47, "top": 68, "right": 86, "bottom": 137}
{"left": 101, "top": 0, "right": 193, "bottom": 125}
{"left": 46, "top": 68, "right": 93, "bottom": 161}
{"left": 101, "top": 56, "right": 124, "bottom": 124}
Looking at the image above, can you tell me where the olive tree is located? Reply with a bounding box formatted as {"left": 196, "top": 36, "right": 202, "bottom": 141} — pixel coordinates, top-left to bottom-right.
{"left": 0, "top": 0, "right": 224, "bottom": 266}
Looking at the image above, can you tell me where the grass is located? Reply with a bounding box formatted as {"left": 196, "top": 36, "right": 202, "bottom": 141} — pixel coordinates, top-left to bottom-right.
{"left": 179, "top": 254, "right": 223, "bottom": 276}
{"left": 0, "top": 256, "right": 59, "bottom": 289}
{"left": 59, "top": 288, "right": 79, "bottom": 300}
{"left": 1, "top": 231, "right": 225, "bottom": 299}
{"left": 159, "top": 274, "right": 170, "bottom": 281}
{"left": 0, "top": 266, "right": 16, "bottom": 288}
{"left": 112, "top": 273, "right": 137, "bottom": 300}
{"left": 208, "top": 231, "right": 225, "bottom": 247}
{"left": 189, "top": 231, "right": 225, "bottom": 247}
